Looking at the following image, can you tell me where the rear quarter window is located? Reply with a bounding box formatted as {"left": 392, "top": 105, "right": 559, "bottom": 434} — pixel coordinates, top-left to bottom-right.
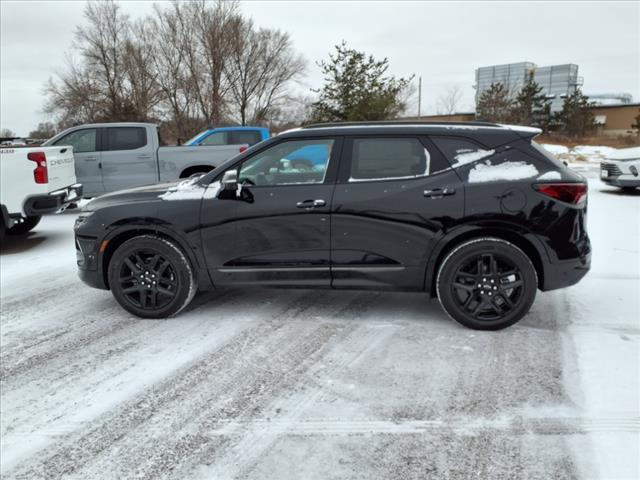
{"left": 229, "top": 131, "right": 262, "bottom": 146}
{"left": 106, "top": 127, "right": 147, "bottom": 151}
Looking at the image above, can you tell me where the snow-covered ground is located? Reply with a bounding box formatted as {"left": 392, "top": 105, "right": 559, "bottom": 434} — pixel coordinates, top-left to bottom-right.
{"left": 1, "top": 173, "right": 638, "bottom": 479}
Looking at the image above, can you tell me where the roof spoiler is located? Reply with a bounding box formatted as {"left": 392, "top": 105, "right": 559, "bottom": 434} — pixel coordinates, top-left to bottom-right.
{"left": 497, "top": 124, "right": 542, "bottom": 140}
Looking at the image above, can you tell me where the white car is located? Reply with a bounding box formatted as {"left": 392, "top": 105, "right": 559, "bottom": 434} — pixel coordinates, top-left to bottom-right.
{"left": 0, "top": 146, "right": 82, "bottom": 241}
{"left": 600, "top": 146, "right": 640, "bottom": 190}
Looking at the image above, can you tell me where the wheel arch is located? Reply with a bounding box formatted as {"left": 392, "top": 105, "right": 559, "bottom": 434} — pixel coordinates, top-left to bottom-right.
{"left": 425, "top": 226, "right": 547, "bottom": 296}
{"left": 99, "top": 222, "right": 211, "bottom": 291}
{"left": 179, "top": 165, "right": 214, "bottom": 178}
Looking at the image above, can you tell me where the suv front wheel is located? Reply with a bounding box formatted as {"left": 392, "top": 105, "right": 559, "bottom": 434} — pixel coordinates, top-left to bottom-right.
{"left": 436, "top": 238, "right": 537, "bottom": 330}
{"left": 108, "top": 235, "right": 197, "bottom": 318}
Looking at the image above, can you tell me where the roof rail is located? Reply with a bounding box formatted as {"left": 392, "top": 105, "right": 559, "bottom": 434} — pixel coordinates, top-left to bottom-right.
{"left": 302, "top": 120, "right": 501, "bottom": 129}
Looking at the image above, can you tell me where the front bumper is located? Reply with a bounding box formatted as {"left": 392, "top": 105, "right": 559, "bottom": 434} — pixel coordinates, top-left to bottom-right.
{"left": 601, "top": 174, "right": 640, "bottom": 188}
{"left": 23, "top": 183, "right": 83, "bottom": 216}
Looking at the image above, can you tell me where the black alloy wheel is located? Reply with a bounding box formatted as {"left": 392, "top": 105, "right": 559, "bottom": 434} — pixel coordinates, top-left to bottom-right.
{"left": 437, "top": 238, "right": 537, "bottom": 330}
{"left": 108, "top": 235, "right": 196, "bottom": 318}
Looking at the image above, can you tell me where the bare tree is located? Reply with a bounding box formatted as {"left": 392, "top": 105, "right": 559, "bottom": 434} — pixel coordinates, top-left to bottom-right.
{"left": 0, "top": 128, "right": 16, "bottom": 138}
{"left": 436, "top": 85, "right": 463, "bottom": 115}
{"left": 225, "top": 19, "right": 306, "bottom": 125}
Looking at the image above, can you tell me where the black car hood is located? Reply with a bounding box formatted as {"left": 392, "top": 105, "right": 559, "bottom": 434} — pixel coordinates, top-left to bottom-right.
{"left": 83, "top": 179, "right": 207, "bottom": 212}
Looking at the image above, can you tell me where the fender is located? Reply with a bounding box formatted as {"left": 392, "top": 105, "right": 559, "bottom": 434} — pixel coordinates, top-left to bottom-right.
{"left": 98, "top": 218, "right": 213, "bottom": 291}
{"left": 423, "top": 219, "right": 551, "bottom": 295}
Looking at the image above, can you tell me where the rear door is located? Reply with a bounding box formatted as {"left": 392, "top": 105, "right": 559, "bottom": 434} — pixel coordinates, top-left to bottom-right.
{"left": 330, "top": 135, "right": 464, "bottom": 289}
{"left": 101, "top": 126, "right": 156, "bottom": 192}
{"left": 52, "top": 127, "right": 102, "bottom": 196}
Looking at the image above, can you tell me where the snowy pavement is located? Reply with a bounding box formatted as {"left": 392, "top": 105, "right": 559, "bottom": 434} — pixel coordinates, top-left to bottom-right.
{"left": 1, "top": 174, "right": 638, "bottom": 479}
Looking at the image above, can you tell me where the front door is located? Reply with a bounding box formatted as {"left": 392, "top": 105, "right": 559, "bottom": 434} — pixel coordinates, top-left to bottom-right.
{"left": 331, "top": 135, "right": 464, "bottom": 290}
{"left": 200, "top": 137, "right": 341, "bottom": 287}
{"left": 52, "top": 127, "right": 102, "bottom": 197}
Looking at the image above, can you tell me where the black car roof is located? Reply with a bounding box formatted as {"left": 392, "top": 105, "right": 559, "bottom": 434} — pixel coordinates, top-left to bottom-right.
{"left": 278, "top": 121, "right": 540, "bottom": 149}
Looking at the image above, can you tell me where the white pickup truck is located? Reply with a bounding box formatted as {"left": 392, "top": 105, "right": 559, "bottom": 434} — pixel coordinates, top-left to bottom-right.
{"left": 0, "top": 146, "right": 82, "bottom": 241}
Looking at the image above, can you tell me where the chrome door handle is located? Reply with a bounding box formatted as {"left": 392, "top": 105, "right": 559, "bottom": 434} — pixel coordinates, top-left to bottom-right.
{"left": 424, "top": 188, "right": 456, "bottom": 199}
{"left": 84, "top": 156, "right": 98, "bottom": 161}
{"left": 296, "top": 199, "right": 326, "bottom": 209}
{"left": 137, "top": 155, "right": 152, "bottom": 159}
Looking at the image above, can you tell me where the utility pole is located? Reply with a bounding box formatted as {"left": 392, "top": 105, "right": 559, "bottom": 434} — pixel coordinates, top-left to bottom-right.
{"left": 418, "top": 76, "right": 422, "bottom": 118}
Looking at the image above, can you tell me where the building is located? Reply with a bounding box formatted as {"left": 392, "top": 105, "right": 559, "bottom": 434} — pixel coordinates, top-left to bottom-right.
{"left": 592, "top": 103, "right": 640, "bottom": 136}
{"left": 403, "top": 103, "right": 639, "bottom": 137}
{"left": 475, "top": 62, "right": 583, "bottom": 112}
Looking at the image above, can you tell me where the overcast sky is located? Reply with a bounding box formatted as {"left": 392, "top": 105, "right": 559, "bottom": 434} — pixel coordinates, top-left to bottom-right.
{"left": 1, "top": 0, "right": 638, "bottom": 136}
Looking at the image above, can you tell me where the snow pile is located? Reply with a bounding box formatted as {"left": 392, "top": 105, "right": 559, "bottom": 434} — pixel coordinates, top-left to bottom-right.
{"left": 469, "top": 160, "right": 539, "bottom": 183}
{"left": 537, "top": 171, "right": 562, "bottom": 181}
{"left": 158, "top": 178, "right": 205, "bottom": 201}
{"left": 453, "top": 149, "right": 495, "bottom": 166}
{"left": 540, "top": 144, "right": 569, "bottom": 156}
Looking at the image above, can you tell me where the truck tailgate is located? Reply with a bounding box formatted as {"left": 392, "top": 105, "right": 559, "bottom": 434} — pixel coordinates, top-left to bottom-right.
{"left": 44, "top": 146, "right": 76, "bottom": 192}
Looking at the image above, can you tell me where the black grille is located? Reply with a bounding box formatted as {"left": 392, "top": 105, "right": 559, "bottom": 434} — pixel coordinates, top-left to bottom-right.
{"left": 601, "top": 162, "right": 622, "bottom": 177}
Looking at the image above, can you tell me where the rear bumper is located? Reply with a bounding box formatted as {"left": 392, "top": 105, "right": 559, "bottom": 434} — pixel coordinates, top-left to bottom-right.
{"left": 541, "top": 250, "right": 591, "bottom": 291}
{"left": 23, "top": 183, "right": 83, "bottom": 216}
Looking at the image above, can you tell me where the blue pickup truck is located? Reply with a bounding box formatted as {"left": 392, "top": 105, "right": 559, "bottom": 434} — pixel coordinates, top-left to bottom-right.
{"left": 185, "top": 126, "right": 270, "bottom": 147}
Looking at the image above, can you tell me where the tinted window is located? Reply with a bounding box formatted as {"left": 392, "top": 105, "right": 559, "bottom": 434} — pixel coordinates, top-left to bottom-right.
{"left": 238, "top": 139, "right": 334, "bottom": 186}
{"left": 54, "top": 129, "right": 97, "bottom": 153}
{"left": 229, "top": 130, "right": 262, "bottom": 146}
{"left": 201, "top": 132, "right": 227, "bottom": 146}
{"left": 106, "top": 127, "right": 146, "bottom": 151}
{"left": 431, "top": 137, "right": 495, "bottom": 167}
{"left": 350, "top": 138, "right": 430, "bottom": 181}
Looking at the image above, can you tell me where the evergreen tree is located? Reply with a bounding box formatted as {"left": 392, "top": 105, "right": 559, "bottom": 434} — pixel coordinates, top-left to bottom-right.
{"left": 512, "top": 76, "right": 552, "bottom": 129}
{"left": 556, "top": 89, "right": 595, "bottom": 138}
{"left": 475, "top": 83, "right": 513, "bottom": 123}
{"left": 310, "top": 42, "right": 412, "bottom": 122}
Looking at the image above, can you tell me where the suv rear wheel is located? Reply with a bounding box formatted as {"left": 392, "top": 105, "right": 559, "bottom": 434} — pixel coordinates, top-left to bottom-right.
{"left": 436, "top": 238, "right": 537, "bottom": 330}
{"left": 108, "top": 235, "right": 196, "bottom": 318}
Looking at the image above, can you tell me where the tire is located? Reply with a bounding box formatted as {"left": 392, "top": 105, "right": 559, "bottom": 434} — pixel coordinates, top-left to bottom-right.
{"left": 621, "top": 186, "right": 637, "bottom": 192}
{"left": 7, "top": 215, "right": 42, "bottom": 235}
{"left": 436, "top": 237, "right": 537, "bottom": 330}
{"left": 108, "top": 235, "right": 197, "bottom": 318}
{"left": 0, "top": 219, "right": 5, "bottom": 244}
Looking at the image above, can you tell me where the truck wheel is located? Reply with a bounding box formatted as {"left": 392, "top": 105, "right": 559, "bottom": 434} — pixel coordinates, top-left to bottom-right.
{"left": 7, "top": 215, "right": 42, "bottom": 235}
{"left": 436, "top": 238, "right": 537, "bottom": 330}
{"left": 108, "top": 235, "right": 197, "bottom": 318}
{"left": 0, "top": 219, "right": 5, "bottom": 243}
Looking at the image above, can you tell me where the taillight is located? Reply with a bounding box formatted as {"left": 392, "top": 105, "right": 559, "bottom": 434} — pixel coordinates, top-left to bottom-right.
{"left": 533, "top": 183, "right": 587, "bottom": 205}
{"left": 239, "top": 145, "right": 248, "bottom": 153}
{"left": 27, "top": 151, "right": 48, "bottom": 184}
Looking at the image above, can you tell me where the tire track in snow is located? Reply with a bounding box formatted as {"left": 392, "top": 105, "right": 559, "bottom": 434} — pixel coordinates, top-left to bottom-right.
{"left": 3, "top": 289, "right": 343, "bottom": 479}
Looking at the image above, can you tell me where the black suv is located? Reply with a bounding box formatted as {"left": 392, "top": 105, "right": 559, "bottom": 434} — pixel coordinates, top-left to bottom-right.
{"left": 74, "top": 122, "right": 590, "bottom": 330}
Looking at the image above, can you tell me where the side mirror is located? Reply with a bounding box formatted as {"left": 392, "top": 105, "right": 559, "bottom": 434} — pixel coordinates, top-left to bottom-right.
{"left": 222, "top": 170, "right": 238, "bottom": 191}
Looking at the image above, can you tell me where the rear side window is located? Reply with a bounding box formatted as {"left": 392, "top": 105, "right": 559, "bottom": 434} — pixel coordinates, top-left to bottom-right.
{"left": 53, "top": 129, "right": 97, "bottom": 153}
{"left": 350, "top": 138, "right": 430, "bottom": 181}
{"left": 229, "top": 130, "right": 262, "bottom": 146}
{"left": 201, "top": 132, "right": 227, "bottom": 146}
{"left": 431, "top": 137, "right": 495, "bottom": 167}
{"left": 106, "top": 127, "right": 146, "bottom": 151}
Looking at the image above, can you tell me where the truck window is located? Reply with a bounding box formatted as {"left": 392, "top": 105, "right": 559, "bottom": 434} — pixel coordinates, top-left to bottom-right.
{"left": 229, "top": 130, "right": 262, "bottom": 146}
{"left": 106, "top": 127, "right": 147, "bottom": 151}
{"left": 201, "top": 132, "right": 227, "bottom": 146}
{"left": 53, "top": 129, "right": 97, "bottom": 153}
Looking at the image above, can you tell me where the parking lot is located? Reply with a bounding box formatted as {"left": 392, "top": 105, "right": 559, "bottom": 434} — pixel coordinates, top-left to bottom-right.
{"left": 1, "top": 175, "right": 638, "bottom": 479}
